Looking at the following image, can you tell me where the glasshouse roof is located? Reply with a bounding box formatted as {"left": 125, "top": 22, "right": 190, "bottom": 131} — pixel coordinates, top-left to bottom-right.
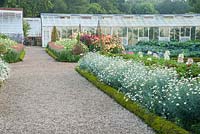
{"left": 41, "top": 13, "right": 200, "bottom": 27}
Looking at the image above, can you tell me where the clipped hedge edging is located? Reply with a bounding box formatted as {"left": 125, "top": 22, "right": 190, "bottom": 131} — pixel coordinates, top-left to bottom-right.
{"left": 76, "top": 67, "right": 190, "bottom": 134}
{"left": 45, "top": 48, "right": 58, "bottom": 60}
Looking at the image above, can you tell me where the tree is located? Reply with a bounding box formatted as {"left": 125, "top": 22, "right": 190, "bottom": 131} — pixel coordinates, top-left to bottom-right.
{"left": 131, "top": 2, "right": 158, "bottom": 14}
{"left": 0, "top": 0, "right": 5, "bottom": 6}
{"left": 52, "top": 0, "right": 68, "bottom": 13}
{"left": 51, "top": 26, "right": 59, "bottom": 42}
{"left": 98, "top": 0, "right": 120, "bottom": 13}
{"left": 64, "top": 0, "right": 90, "bottom": 13}
{"left": 3, "top": 0, "right": 17, "bottom": 7}
{"left": 189, "top": 0, "right": 200, "bottom": 13}
{"left": 87, "top": 3, "right": 105, "bottom": 14}
{"left": 15, "top": 0, "right": 53, "bottom": 17}
{"left": 156, "top": 0, "right": 191, "bottom": 14}
{"left": 23, "top": 20, "right": 30, "bottom": 38}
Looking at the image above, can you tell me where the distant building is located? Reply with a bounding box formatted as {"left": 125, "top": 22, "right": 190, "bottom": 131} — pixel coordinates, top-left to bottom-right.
{"left": 24, "top": 18, "right": 42, "bottom": 46}
{"left": 0, "top": 8, "right": 23, "bottom": 43}
{"left": 41, "top": 13, "right": 200, "bottom": 47}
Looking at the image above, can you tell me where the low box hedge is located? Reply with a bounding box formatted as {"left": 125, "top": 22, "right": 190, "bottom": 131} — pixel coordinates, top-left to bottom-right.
{"left": 76, "top": 67, "right": 190, "bottom": 134}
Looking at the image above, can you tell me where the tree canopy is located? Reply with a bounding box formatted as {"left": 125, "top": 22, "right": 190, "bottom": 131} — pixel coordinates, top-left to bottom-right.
{"left": 0, "top": 0, "right": 199, "bottom": 17}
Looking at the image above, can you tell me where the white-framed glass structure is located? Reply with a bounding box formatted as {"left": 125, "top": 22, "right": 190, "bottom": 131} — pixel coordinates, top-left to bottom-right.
{"left": 24, "top": 18, "right": 41, "bottom": 37}
{"left": 0, "top": 8, "right": 23, "bottom": 43}
{"left": 41, "top": 13, "right": 200, "bottom": 47}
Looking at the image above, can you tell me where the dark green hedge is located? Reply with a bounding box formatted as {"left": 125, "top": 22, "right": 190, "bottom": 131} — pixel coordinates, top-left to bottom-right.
{"left": 76, "top": 67, "right": 190, "bottom": 134}
{"left": 2, "top": 50, "right": 25, "bottom": 63}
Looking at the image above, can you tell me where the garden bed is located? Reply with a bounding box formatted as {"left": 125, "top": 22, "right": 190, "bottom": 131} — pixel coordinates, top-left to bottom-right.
{"left": 76, "top": 67, "right": 189, "bottom": 134}
{"left": 46, "top": 39, "right": 88, "bottom": 62}
{"left": 77, "top": 52, "right": 200, "bottom": 134}
{"left": 126, "top": 41, "right": 200, "bottom": 58}
{"left": 0, "top": 37, "right": 25, "bottom": 63}
{"left": 102, "top": 52, "right": 200, "bottom": 78}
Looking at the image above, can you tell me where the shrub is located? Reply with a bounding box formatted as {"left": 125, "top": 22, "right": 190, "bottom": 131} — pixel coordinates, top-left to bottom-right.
{"left": 80, "top": 34, "right": 124, "bottom": 53}
{"left": 2, "top": 49, "right": 25, "bottom": 63}
{"left": 0, "top": 34, "right": 8, "bottom": 39}
{"left": 51, "top": 26, "right": 59, "bottom": 42}
{"left": 78, "top": 52, "right": 200, "bottom": 133}
{"left": 0, "top": 38, "right": 25, "bottom": 63}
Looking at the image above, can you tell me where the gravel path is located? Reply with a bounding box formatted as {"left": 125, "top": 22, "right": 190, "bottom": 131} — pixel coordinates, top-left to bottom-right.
{"left": 0, "top": 47, "right": 155, "bottom": 134}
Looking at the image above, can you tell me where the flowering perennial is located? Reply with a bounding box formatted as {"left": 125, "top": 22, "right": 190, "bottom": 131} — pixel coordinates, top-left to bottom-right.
{"left": 0, "top": 58, "right": 9, "bottom": 83}
{"left": 78, "top": 52, "right": 200, "bottom": 129}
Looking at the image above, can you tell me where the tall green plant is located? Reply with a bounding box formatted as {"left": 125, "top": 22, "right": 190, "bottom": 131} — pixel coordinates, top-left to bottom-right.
{"left": 51, "top": 26, "right": 59, "bottom": 42}
{"left": 23, "top": 20, "right": 31, "bottom": 38}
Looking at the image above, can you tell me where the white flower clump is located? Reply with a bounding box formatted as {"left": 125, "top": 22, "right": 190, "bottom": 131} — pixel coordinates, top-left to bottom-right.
{"left": 0, "top": 58, "right": 10, "bottom": 83}
{"left": 177, "top": 53, "right": 184, "bottom": 63}
{"left": 164, "top": 50, "right": 170, "bottom": 60}
{"left": 78, "top": 52, "right": 200, "bottom": 121}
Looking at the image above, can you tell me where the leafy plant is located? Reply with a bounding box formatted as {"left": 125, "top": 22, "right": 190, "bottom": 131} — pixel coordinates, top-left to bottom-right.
{"left": 126, "top": 41, "right": 200, "bottom": 58}
{"left": 23, "top": 20, "right": 31, "bottom": 38}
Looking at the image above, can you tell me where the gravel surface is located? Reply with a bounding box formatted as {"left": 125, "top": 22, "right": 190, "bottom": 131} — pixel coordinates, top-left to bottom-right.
{"left": 0, "top": 47, "right": 155, "bottom": 134}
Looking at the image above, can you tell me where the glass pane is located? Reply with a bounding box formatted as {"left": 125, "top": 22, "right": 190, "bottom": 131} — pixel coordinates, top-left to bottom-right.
{"left": 149, "top": 27, "right": 159, "bottom": 41}
{"left": 196, "top": 27, "right": 200, "bottom": 40}
{"left": 160, "top": 27, "right": 169, "bottom": 37}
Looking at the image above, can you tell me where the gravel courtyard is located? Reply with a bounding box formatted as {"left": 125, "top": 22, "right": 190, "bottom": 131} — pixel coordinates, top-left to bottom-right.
{"left": 0, "top": 47, "right": 154, "bottom": 134}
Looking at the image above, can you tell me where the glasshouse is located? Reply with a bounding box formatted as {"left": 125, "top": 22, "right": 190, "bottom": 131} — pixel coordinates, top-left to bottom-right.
{"left": 24, "top": 18, "right": 42, "bottom": 46}
{"left": 0, "top": 8, "right": 23, "bottom": 43}
{"left": 41, "top": 13, "right": 200, "bottom": 47}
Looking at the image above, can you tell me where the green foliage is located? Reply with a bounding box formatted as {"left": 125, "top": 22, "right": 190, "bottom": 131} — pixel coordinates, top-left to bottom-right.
{"left": 47, "top": 38, "right": 88, "bottom": 62}
{"left": 2, "top": 50, "right": 25, "bottom": 63}
{"left": 0, "top": 36, "right": 25, "bottom": 63}
{"left": 19, "top": 50, "right": 25, "bottom": 61}
{"left": 156, "top": 0, "right": 191, "bottom": 14}
{"left": 87, "top": 3, "right": 105, "bottom": 14}
{"left": 0, "top": 43, "right": 7, "bottom": 54}
{"left": 76, "top": 67, "right": 189, "bottom": 134}
{"left": 131, "top": 2, "right": 158, "bottom": 14}
{"left": 0, "top": 34, "right": 8, "bottom": 39}
{"left": 1, "top": 0, "right": 196, "bottom": 16}
{"left": 0, "top": 38, "right": 17, "bottom": 49}
{"left": 46, "top": 47, "right": 81, "bottom": 62}
{"left": 23, "top": 20, "right": 31, "bottom": 38}
{"left": 103, "top": 52, "right": 200, "bottom": 78}
{"left": 126, "top": 41, "right": 200, "bottom": 58}
{"left": 51, "top": 26, "right": 59, "bottom": 42}
{"left": 189, "top": 0, "right": 200, "bottom": 13}
{"left": 78, "top": 53, "right": 200, "bottom": 133}
{"left": 45, "top": 48, "right": 58, "bottom": 60}
{"left": 51, "top": 0, "right": 68, "bottom": 13}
